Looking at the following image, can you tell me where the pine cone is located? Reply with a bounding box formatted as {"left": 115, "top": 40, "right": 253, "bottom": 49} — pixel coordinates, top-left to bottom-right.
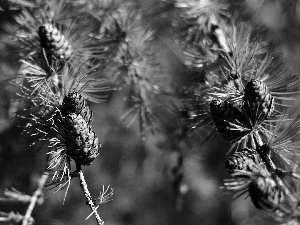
{"left": 61, "top": 92, "right": 93, "bottom": 125}
{"left": 63, "top": 113, "right": 99, "bottom": 165}
{"left": 210, "top": 99, "right": 249, "bottom": 142}
{"left": 244, "top": 79, "right": 274, "bottom": 118}
{"left": 39, "top": 23, "right": 73, "bottom": 60}
{"left": 225, "top": 148, "right": 266, "bottom": 174}
{"left": 249, "top": 176, "right": 285, "bottom": 211}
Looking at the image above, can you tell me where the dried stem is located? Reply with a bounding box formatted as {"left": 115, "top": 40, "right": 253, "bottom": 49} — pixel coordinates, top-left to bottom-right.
{"left": 76, "top": 165, "right": 104, "bottom": 225}
{"left": 174, "top": 151, "right": 184, "bottom": 210}
{"left": 132, "top": 69, "right": 152, "bottom": 140}
{"left": 22, "top": 172, "right": 49, "bottom": 225}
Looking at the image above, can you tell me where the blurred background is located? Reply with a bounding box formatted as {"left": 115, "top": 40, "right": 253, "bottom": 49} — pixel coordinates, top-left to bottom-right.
{"left": 1, "top": 0, "right": 300, "bottom": 224}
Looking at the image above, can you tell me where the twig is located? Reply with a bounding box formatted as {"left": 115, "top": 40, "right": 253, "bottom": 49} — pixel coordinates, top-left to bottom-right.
{"left": 0, "top": 212, "right": 24, "bottom": 224}
{"left": 253, "top": 133, "right": 299, "bottom": 206}
{"left": 22, "top": 172, "right": 49, "bottom": 225}
{"left": 76, "top": 165, "right": 104, "bottom": 225}
{"left": 0, "top": 188, "right": 31, "bottom": 203}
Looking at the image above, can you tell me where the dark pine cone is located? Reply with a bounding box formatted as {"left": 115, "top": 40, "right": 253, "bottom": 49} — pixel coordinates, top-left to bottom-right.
{"left": 210, "top": 99, "right": 249, "bottom": 143}
{"left": 61, "top": 92, "right": 93, "bottom": 125}
{"left": 249, "top": 176, "right": 285, "bottom": 211}
{"left": 225, "top": 148, "right": 266, "bottom": 175}
{"left": 39, "top": 23, "right": 73, "bottom": 60}
{"left": 244, "top": 79, "right": 274, "bottom": 119}
{"left": 63, "top": 113, "right": 99, "bottom": 166}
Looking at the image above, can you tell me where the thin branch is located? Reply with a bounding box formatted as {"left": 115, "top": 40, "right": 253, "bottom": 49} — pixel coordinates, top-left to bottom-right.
{"left": 76, "top": 165, "right": 104, "bottom": 225}
{"left": 0, "top": 212, "right": 25, "bottom": 224}
{"left": 22, "top": 172, "right": 49, "bottom": 225}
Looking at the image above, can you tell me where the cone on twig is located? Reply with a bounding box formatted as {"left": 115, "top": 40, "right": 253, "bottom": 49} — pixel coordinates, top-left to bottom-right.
{"left": 39, "top": 23, "right": 73, "bottom": 60}
{"left": 225, "top": 148, "right": 266, "bottom": 174}
{"left": 249, "top": 176, "right": 285, "bottom": 211}
{"left": 63, "top": 113, "right": 100, "bottom": 166}
{"left": 244, "top": 79, "right": 274, "bottom": 119}
{"left": 210, "top": 99, "right": 250, "bottom": 142}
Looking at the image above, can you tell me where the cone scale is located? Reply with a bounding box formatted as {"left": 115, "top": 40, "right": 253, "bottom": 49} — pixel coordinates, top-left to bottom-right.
{"left": 61, "top": 92, "right": 93, "bottom": 125}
